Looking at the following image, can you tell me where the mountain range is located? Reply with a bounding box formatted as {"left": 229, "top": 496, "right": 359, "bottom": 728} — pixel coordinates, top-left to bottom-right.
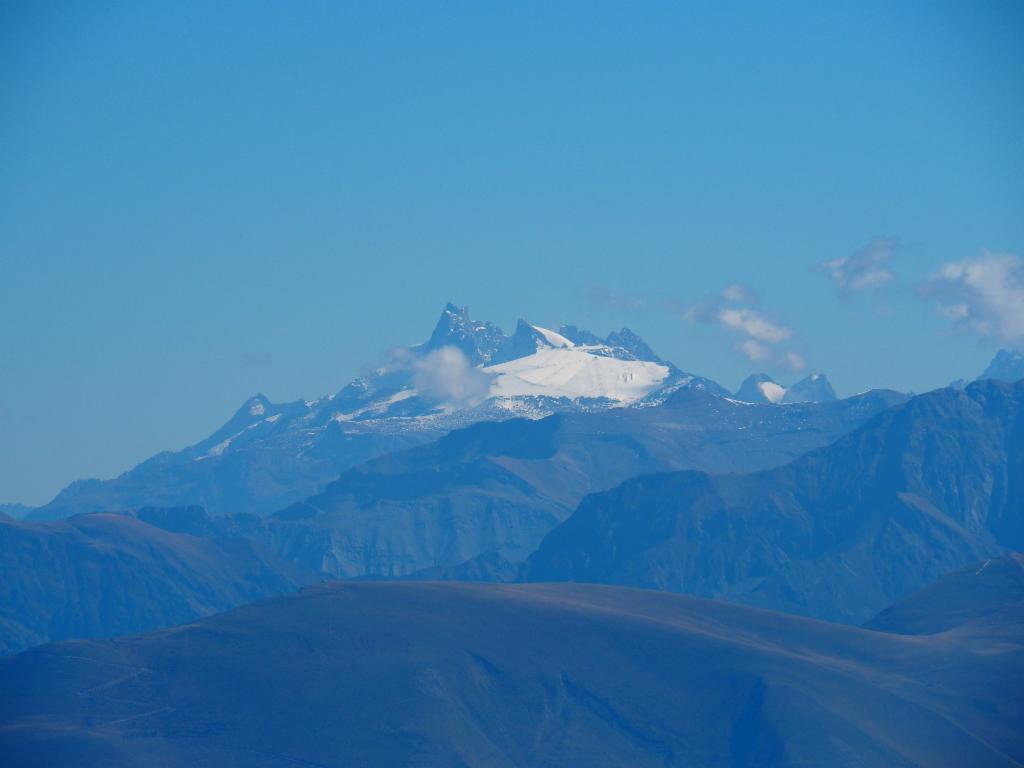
{"left": 27, "top": 305, "right": 729, "bottom": 521}
{"left": 2, "top": 308, "right": 1024, "bottom": 765}
{"left": 11, "top": 328, "right": 1022, "bottom": 526}
{"left": 0, "top": 386, "right": 904, "bottom": 654}
{"left": 263, "top": 386, "right": 904, "bottom": 578}
{"left": 525, "top": 379, "right": 1024, "bottom": 623}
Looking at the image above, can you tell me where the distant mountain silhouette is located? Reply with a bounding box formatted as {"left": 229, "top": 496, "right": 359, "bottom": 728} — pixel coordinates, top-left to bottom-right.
{"left": 978, "top": 349, "right": 1024, "bottom": 384}
{"left": 734, "top": 372, "right": 838, "bottom": 404}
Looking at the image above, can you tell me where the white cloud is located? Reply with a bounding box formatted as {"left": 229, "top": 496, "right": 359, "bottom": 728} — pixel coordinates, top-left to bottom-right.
{"left": 717, "top": 307, "right": 792, "bottom": 343}
{"left": 784, "top": 351, "right": 806, "bottom": 371}
{"left": 584, "top": 285, "right": 647, "bottom": 311}
{"left": 823, "top": 237, "right": 898, "bottom": 295}
{"left": 739, "top": 339, "right": 770, "bottom": 362}
{"left": 923, "top": 251, "right": 1024, "bottom": 347}
{"left": 413, "top": 347, "right": 493, "bottom": 407}
{"left": 721, "top": 284, "right": 750, "bottom": 302}
{"left": 682, "top": 284, "right": 804, "bottom": 371}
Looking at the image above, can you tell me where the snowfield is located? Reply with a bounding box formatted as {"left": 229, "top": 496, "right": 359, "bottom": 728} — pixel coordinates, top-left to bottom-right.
{"left": 485, "top": 341, "right": 670, "bottom": 403}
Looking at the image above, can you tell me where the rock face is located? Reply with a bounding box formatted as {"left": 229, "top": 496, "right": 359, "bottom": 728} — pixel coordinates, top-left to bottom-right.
{"left": 264, "top": 388, "right": 906, "bottom": 578}
{"left": 1, "top": 580, "right": 1021, "bottom": 768}
{"left": 526, "top": 380, "right": 1024, "bottom": 624}
{"left": 0, "top": 507, "right": 317, "bottom": 655}
{"left": 423, "top": 302, "right": 506, "bottom": 364}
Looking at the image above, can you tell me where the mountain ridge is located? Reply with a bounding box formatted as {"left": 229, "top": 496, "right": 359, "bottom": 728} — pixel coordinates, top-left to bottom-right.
{"left": 30, "top": 305, "right": 722, "bottom": 521}
{"left": 525, "top": 379, "right": 1024, "bottom": 623}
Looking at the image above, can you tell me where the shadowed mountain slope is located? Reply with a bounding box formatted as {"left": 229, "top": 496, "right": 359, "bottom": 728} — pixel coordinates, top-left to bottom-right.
{"left": 526, "top": 380, "right": 1024, "bottom": 623}
{"left": 0, "top": 508, "right": 317, "bottom": 656}
{"left": 265, "top": 388, "right": 905, "bottom": 578}
{"left": 0, "top": 580, "right": 1020, "bottom": 767}
{"left": 866, "top": 552, "right": 1024, "bottom": 635}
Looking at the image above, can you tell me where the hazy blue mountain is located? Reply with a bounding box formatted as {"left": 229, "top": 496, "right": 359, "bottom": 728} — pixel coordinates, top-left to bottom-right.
{"left": 265, "top": 388, "right": 906, "bottom": 578}
{"left": 0, "top": 503, "right": 32, "bottom": 519}
{"left": 2, "top": 580, "right": 1020, "bottom": 767}
{"left": 30, "top": 305, "right": 724, "bottom": 521}
{"left": 0, "top": 507, "right": 317, "bottom": 655}
{"left": 782, "top": 373, "right": 837, "bottom": 403}
{"left": 978, "top": 349, "right": 1024, "bottom": 383}
{"left": 866, "top": 552, "right": 1024, "bottom": 635}
{"left": 526, "top": 380, "right": 1024, "bottom": 623}
{"left": 734, "top": 373, "right": 786, "bottom": 403}
{"left": 735, "top": 372, "right": 838, "bottom": 404}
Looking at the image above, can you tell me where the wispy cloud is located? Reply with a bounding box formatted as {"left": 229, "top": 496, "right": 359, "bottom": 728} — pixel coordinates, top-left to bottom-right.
{"left": 678, "top": 286, "right": 804, "bottom": 370}
{"left": 584, "top": 285, "right": 647, "bottom": 312}
{"left": 413, "top": 347, "right": 492, "bottom": 407}
{"left": 823, "top": 237, "right": 898, "bottom": 296}
{"left": 716, "top": 307, "right": 792, "bottom": 343}
{"left": 921, "top": 251, "right": 1024, "bottom": 348}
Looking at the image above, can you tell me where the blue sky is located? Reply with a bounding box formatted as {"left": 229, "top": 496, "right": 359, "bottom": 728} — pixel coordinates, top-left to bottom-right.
{"left": 2, "top": 1, "right": 1023, "bottom": 504}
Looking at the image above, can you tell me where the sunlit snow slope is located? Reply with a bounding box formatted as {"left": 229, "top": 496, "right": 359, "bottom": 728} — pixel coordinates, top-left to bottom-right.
{"left": 484, "top": 325, "right": 670, "bottom": 402}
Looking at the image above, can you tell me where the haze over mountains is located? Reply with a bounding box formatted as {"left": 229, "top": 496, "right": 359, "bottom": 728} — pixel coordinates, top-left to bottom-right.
{"left": 12, "top": 304, "right": 1019, "bottom": 525}
{"left": 0, "top": 385, "right": 905, "bottom": 654}
{"left": 979, "top": 349, "right": 1024, "bottom": 385}
{"left": 527, "top": 379, "right": 1024, "bottom": 623}
{"left": 733, "top": 372, "right": 838, "bottom": 404}
{"left": 265, "top": 387, "right": 903, "bottom": 578}
{"left": 0, "top": 507, "right": 315, "bottom": 655}
{"left": 2, "top": 304, "right": 1023, "bottom": 766}
{"left": 26, "top": 305, "right": 728, "bottom": 521}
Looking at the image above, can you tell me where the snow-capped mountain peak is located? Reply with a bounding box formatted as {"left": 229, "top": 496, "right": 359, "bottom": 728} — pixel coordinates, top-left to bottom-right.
{"left": 174, "top": 305, "right": 729, "bottom": 469}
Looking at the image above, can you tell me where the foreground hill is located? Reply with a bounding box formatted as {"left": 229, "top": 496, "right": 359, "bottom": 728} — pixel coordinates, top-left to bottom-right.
{"left": 1, "top": 580, "right": 1021, "bottom": 767}
{"left": 526, "top": 379, "right": 1024, "bottom": 623}
{"left": 0, "top": 508, "right": 316, "bottom": 655}
{"left": 266, "top": 387, "right": 904, "bottom": 577}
